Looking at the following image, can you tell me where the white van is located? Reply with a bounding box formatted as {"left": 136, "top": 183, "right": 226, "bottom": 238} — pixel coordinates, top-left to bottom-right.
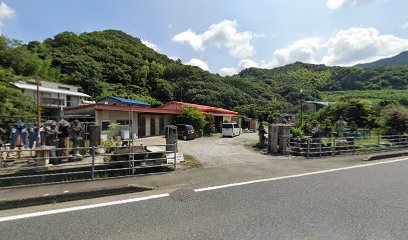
{"left": 222, "top": 123, "right": 241, "bottom": 137}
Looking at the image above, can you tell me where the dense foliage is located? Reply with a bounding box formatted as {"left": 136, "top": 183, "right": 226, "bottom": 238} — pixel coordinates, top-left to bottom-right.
{"left": 0, "top": 30, "right": 408, "bottom": 119}
{"left": 314, "top": 99, "right": 378, "bottom": 129}
{"left": 380, "top": 104, "right": 408, "bottom": 135}
{"left": 321, "top": 89, "right": 408, "bottom": 107}
{"left": 175, "top": 106, "right": 207, "bottom": 132}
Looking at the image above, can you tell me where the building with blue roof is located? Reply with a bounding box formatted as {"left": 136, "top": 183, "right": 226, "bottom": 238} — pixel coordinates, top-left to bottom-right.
{"left": 97, "top": 96, "right": 151, "bottom": 108}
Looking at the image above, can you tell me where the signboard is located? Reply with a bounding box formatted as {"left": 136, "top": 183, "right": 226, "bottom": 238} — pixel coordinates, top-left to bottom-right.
{"left": 167, "top": 153, "right": 185, "bottom": 164}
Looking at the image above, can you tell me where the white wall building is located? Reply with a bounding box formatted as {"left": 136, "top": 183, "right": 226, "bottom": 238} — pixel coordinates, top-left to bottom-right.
{"left": 13, "top": 80, "right": 91, "bottom": 119}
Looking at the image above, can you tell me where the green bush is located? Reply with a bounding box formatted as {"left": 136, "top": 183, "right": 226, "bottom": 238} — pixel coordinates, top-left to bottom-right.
{"left": 203, "top": 114, "right": 215, "bottom": 135}
{"left": 175, "top": 106, "right": 206, "bottom": 133}
{"left": 291, "top": 127, "right": 304, "bottom": 138}
{"left": 380, "top": 104, "right": 408, "bottom": 135}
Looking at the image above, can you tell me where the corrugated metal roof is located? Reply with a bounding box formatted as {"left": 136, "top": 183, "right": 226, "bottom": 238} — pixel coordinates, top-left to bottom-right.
{"left": 13, "top": 82, "right": 91, "bottom": 97}
{"left": 156, "top": 101, "right": 239, "bottom": 115}
{"left": 105, "top": 96, "right": 151, "bottom": 107}
{"left": 64, "top": 104, "right": 180, "bottom": 115}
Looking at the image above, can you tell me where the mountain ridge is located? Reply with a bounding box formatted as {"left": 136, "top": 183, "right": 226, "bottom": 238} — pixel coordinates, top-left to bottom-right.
{"left": 1, "top": 29, "right": 408, "bottom": 118}
{"left": 355, "top": 51, "right": 408, "bottom": 68}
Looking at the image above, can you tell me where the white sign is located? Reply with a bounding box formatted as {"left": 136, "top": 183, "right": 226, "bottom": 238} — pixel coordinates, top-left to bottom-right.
{"left": 167, "top": 153, "right": 185, "bottom": 164}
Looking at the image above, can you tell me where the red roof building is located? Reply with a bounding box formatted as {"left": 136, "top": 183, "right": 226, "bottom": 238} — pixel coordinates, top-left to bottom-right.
{"left": 156, "top": 101, "right": 239, "bottom": 116}
{"left": 63, "top": 100, "right": 242, "bottom": 138}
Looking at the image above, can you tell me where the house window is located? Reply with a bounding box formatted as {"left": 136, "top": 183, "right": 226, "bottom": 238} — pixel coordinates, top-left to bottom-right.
{"left": 41, "top": 92, "right": 51, "bottom": 98}
{"left": 58, "top": 86, "right": 70, "bottom": 90}
{"left": 101, "top": 121, "right": 110, "bottom": 131}
{"left": 67, "top": 96, "right": 79, "bottom": 107}
{"left": 116, "top": 119, "right": 132, "bottom": 126}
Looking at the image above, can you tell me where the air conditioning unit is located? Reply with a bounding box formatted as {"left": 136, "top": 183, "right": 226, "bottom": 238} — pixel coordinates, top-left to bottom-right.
{"left": 120, "top": 130, "right": 130, "bottom": 140}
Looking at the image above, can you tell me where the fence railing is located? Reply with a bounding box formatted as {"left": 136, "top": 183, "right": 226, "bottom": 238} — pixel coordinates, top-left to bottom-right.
{"left": 288, "top": 134, "right": 408, "bottom": 158}
{"left": 0, "top": 144, "right": 177, "bottom": 188}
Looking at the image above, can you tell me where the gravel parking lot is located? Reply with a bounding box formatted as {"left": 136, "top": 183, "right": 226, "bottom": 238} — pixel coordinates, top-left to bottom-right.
{"left": 133, "top": 132, "right": 286, "bottom": 167}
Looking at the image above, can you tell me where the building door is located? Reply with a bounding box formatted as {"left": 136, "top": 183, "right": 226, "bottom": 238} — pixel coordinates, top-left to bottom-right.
{"left": 150, "top": 115, "right": 156, "bottom": 136}
{"left": 214, "top": 116, "right": 223, "bottom": 133}
{"left": 159, "top": 115, "right": 165, "bottom": 135}
{"left": 138, "top": 114, "right": 146, "bottom": 137}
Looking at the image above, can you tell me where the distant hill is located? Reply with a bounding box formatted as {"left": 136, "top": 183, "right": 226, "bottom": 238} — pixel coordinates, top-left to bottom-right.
{"left": 356, "top": 51, "right": 408, "bottom": 68}
{"left": 1, "top": 30, "right": 408, "bottom": 118}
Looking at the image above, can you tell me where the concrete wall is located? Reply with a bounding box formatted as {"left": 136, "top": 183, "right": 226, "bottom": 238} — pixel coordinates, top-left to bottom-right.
{"left": 96, "top": 110, "right": 139, "bottom": 138}
{"left": 40, "top": 81, "right": 79, "bottom": 92}
{"left": 95, "top": 110, "right": 176, "bottom": 139}
{"left": 23, "top": 89, "right": 82, "bottom": 108}
{"left": 223, "top": 116, "right": 232, "bottom": 123}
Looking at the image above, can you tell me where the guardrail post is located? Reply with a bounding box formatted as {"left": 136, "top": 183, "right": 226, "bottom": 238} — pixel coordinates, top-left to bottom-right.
{"left": 307, "top": 140, "right": 310, "bottom": 159}
{"left": 91, "top": 146, "right": 95, "bottom": 180}
{"left": 173, "top": 141, "right": 177, "bottom": 170}
{"left": 377, "top": 135, "right": 381, "bottom": 151}
{"left": 319, "top": 139, "right": 322, "bottom": 158}
{"left": 352, "top": 137, "right": 355, "bottom": 155}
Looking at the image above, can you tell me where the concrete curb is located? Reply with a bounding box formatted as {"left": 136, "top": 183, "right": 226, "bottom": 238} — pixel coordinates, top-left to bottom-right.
{"left": 0, "top": 185, "right": 152, "bottom": 211}
{"left": 362, "top": 150, "right": 408, "bottom": 161}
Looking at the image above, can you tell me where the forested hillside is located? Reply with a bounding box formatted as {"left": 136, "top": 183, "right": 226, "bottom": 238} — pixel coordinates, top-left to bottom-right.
{"left": 0, "top": 29, "right": 408, "bottom": 118}
{"left": 355, "top": 51, "right": 408, "bottom": 68}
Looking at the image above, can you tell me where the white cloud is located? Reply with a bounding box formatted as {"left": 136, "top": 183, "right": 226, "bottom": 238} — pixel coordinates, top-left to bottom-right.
{"left": 0, "top": 2, "right": 15, "bottom": 28}
{"left": 268, "top": 38, "right": 321, "bottom": 68}
{"left": 173, "top": 20, "right": 259, "bottom": 58}
{"left": 219, "top": 59, "right": 259, "bottom": 76}
{"left": 322, "top": 27, "right": 408, "bottom": 65}
{"left": 218, "top": 27, "right": 408, "bottom": 74}
{"left": 141, "top": 40, "right": 159, "bottom": 51}
{"left": 219, "top": 67, "right": 238, "bottom": 76}
{"left": 186, "top": 58, "right": 209, "bottom": 71}
{"left": 402, "top": 22, "right": 408, "bottom": 29}
{"left": 326, "top": 0, "right": 389, "bottom": 10}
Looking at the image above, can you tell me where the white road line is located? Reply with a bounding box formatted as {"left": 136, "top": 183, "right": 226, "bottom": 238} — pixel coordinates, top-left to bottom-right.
{"left": 1, "top": 157, "right": 408, "bottom": 223}
{"left": 194, "top": 157, "right": 408, "bottom": 192}
{"left": 0, "top": 193, "right": 169, "bottom": 223}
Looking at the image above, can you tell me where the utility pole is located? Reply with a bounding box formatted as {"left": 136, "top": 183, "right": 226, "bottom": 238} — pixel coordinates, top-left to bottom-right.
{"left": 35, "top": 76, "right": 42, "bottom": 147}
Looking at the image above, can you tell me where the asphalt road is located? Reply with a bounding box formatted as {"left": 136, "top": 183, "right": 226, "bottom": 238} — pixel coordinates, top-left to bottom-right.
{"left": 1, "top": 159, "right": 408, "bottom": 240}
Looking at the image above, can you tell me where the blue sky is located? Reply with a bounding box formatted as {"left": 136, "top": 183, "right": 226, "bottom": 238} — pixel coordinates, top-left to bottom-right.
{"left": 1, "top": 0, "right": 408, "bottom": 75}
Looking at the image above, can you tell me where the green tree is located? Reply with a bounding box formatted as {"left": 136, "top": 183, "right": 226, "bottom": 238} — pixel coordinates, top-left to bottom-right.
{"left": 316, "top": 99, "right": 378, "bottom": 129}
{"left": 380, "top": 104, "right": 408, "bottom": 135}
{"left": 175, "top": 106, "right": 206, "bottom": 132}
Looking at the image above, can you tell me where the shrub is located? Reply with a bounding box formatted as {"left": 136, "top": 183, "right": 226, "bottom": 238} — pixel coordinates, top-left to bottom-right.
{"left": 204, "top": 114, "right": 215, "bottom": 135}
{"left": 291, "top": 127, "right": 304, "bottom": 138}
{"left": 175, "top": 106, "right": 206, "bottom": 132}
{"left": 380, "top": 104, "right": 408, "bottom": 135}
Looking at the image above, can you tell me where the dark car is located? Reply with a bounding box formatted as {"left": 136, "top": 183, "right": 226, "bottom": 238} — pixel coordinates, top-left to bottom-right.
{"left": 175, "top": 124, "right": 197, "bottom": 140}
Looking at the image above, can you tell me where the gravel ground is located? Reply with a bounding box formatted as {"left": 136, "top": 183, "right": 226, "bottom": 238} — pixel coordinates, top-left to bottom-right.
{"left": 133, "top": 132, "right": 283, "bottom": 167}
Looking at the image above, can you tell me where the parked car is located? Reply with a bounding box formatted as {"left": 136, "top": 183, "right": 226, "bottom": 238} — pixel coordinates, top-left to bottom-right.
{"left": 222, "top": 123, "right": 241, "bottom": 137}
{"left": 175, "top": 124, "right": 197, "bottom": 140}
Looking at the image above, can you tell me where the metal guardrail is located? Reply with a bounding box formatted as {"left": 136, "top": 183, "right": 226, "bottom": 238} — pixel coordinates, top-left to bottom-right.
{"left": 0, "top": 144, "right": 178, "bottom": 188}
{"left": 288, "top": 134, "right": 408, "bottom": 158}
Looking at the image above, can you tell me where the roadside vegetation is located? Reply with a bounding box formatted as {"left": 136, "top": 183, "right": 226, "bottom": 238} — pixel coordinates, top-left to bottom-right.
{"left": 292, "top": 99, "right": 408, "bottom": 137}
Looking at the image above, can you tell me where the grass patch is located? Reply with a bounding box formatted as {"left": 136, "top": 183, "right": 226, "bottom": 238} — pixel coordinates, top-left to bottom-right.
{"left": 180, "top": 154, "right": 202, "bottom": 169}
{"left": 320, "top": 89, "right": 408, "bottom": 106}
{"left": 355, "top": 137, "right": 390, "bottom": 146}
{"left": 243, "top": 140, "right": 260, "bottom": 150}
